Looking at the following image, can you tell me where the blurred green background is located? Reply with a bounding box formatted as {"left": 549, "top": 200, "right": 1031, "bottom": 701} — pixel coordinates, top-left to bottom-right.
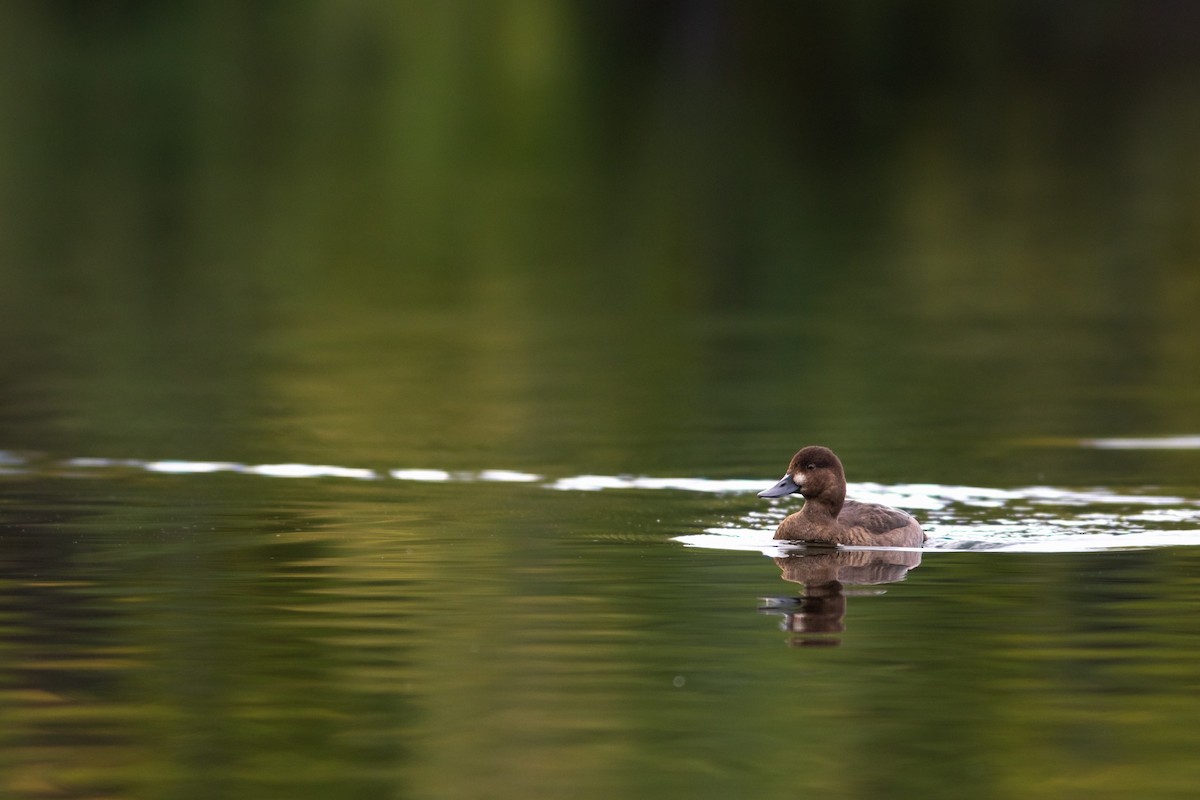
{"left": 3, "top": 5, "right": 1200, "bottom": 799}
{"left": 2, "top": 1, "right": 1199, "bottom": 485}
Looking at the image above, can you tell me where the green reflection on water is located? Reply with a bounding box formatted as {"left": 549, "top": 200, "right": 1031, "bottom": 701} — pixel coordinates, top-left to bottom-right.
{"left": 2, "top": 3, "right": 1200, "bottom": 799}
{"left": 3, "top": 477, "right": 1200, "bottom": 800}
{"left": 1, "top": 3, "right": 1199, "bottom": 480}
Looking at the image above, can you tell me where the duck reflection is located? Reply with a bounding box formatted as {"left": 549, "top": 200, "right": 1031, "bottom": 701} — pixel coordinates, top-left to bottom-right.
{"left": 759, "top": 547, "right": 921, "bottom": 647}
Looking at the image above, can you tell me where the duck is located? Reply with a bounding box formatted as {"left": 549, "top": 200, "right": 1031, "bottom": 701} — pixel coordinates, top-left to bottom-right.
{"left": 758, "top": 445, "right": 925, "bottom": 547}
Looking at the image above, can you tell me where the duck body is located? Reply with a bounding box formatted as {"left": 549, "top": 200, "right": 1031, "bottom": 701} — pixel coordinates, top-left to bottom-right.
{"left": 759, "top": 445, "right": 925, "bottom": 547}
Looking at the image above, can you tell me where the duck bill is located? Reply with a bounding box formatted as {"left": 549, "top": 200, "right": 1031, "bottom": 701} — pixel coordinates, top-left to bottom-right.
{"left": 758, "top": 475, "right": 800, "bottom": 498}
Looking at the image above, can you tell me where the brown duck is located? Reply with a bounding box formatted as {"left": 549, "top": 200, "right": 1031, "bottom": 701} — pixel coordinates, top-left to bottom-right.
{"left": 758, "top": 445, "right": 926, "bottom": 547}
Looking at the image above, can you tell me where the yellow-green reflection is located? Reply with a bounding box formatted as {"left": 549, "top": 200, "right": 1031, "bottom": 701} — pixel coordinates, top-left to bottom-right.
{"left": 2, "top": 3, "right": 1200, "bottom": 799}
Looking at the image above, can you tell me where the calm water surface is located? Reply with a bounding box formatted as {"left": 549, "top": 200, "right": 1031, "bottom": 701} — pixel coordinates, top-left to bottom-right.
{"left": 5, "top": 4, "right": 1200, "bottom": 799}
{"left": 3, "top": 449, "right": 1200, "bottom": 799}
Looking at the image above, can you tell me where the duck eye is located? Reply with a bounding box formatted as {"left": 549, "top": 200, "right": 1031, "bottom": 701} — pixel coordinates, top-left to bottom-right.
{"left": 805, "top": 463, "right": 816, "bottom": 471}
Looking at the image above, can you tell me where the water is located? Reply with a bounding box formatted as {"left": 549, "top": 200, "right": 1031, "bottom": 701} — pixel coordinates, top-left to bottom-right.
{"left": 5, "top": 4, "right": 1200, "bottom": 799}
{"left": 4, "top": 450, "right": 1200, "bottom": 798}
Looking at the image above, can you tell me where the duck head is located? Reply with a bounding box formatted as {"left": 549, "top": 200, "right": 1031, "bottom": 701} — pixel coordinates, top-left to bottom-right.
{"left": 757, "top": 445, "right": 846, "bottom": 501}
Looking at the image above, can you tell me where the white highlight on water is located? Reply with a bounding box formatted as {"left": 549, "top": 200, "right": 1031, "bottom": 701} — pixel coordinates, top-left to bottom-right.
{"left": 477, "top": 470, "right": 542, "bottom": 482}
{"left": 1082, "top": 435, "right": 1200, "bottom": 449}
{"left": 6, "top": 448, "right": 1200, "bottom": 553}
{"left": 389, "top": 469, "right": 453, "bottom": 482}
{"left": 245, "top": 464, "right": 379, "bottom": 480}
{"left": 145, "top": 460, "right": 242, "bottom": 474}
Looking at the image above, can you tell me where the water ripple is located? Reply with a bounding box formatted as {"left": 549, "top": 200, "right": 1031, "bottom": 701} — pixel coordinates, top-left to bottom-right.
{"left": 4, "top": 450, "right": 1200, "bottom": 552}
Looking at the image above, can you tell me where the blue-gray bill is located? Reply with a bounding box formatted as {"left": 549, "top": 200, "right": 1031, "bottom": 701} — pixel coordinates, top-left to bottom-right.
{"left": 759, "top": 475, "right": 800, "bottom": 498}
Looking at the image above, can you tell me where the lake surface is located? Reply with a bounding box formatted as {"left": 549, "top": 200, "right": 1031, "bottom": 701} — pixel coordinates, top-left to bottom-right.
{"left": 3, "top": 445, "right": 1200, "bottom": 799}
{"left": 4, "top": 4, "right": 1200, "bottom": 799}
